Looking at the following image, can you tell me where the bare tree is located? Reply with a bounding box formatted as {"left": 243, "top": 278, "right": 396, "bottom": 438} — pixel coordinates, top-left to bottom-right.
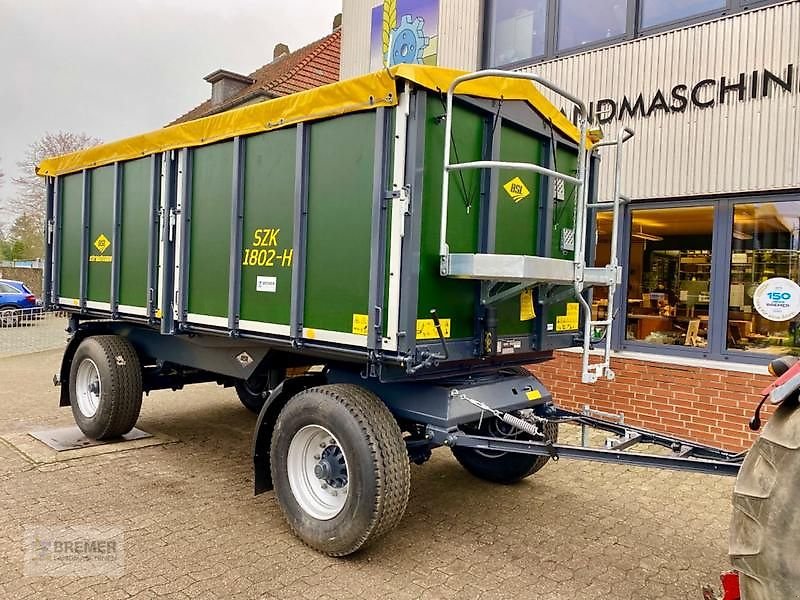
{"left": 13, "top": 132, "right": 101, "bottom": 221}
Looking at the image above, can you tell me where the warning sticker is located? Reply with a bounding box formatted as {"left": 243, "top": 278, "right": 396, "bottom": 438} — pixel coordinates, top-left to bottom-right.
{"left": 526, "top": 389, "right": 542, "bottom": 401}
{"left": 90, "top": 233, "right": 112, "bottom": 263}
{"left": 416, "top": 318, "right": 451, "bottom": 340}
{"left": 352, "top": 314, "right": 369, "bottom": 336}
{"left": 555, "top": 302, "right": 580, "bottom": 331}
{"left": 94, "top": 234, "right": 111, "bottom": 253}
{"left": 503, "top": 177, "right": 530, "bottom": 203}
{"left": 520, "top": 289, "right": 535, "bottom": 321}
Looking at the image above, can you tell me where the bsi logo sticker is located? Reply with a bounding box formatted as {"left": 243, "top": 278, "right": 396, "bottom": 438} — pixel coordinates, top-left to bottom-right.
{"left": 503, "top": 177, "right": 530, "bottom": 203}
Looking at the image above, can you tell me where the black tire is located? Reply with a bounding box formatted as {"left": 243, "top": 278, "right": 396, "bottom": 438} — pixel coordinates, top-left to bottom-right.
{"left": 452, "top": 418, "right": 559, "bottom": 484}
{"left": 730, "top": 397, "right": 800, "bottom": 599}
{"left": 235, "top": 368, "right": 285, "bottom": 413}
{"left": 69, "top": 335, "right": 143, "bottom": 440}
{"left": 270, "top": 384, "right": 410, "bottom": 556}
{"left": 0, "top": 306, "right": 19, "bottom": 328}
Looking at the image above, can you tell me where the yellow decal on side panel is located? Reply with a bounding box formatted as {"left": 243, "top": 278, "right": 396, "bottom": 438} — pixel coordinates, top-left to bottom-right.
{"left": 555, "top": 302, "right": 580, "bottom": 331}
{"left": 352, "top": 314, "right": 369, "bottom": 336}
{"left": 416, "top": 318, "right": 451, "bottom": 340}
{"left": 526, "top": 389, "right": 542, "bottom": 401}
{"left": 503, "top": 176, "right": 530, "bottom": 203}
{"left": 90, "top": 233, "right": 112, "bottom": 263}
{"left": 94, "top": 233, "right": 111, "bottom": 253}
{"left": 520, "top": 289, "right": 536, "bottom": 321}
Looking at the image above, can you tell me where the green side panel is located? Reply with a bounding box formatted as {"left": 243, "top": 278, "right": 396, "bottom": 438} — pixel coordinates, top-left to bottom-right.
{"left": 417, "top": 97, "right": 483, "bottom": 340}
{"left": 118, "top": 158, "right": 151, "bottom": 308}
{"left": 494, "top": 124, "right": 543, "bottom": 336}
{"left": 187, "top": 142, "right": 234, "bottom": 318}
{"left": 87, "top": 165, "right": 115, "bottom": 303}
{"left": 547, "top": 147, "right": 580, "bottom": 330}
{"left": 239, "top": 129, "right": 296, "bottom": 326}
{"left": 303, "top": 113, "right": 375, "bottom": 334}
{"left": 59, "top": 173, "right": 83, "bottom": 300}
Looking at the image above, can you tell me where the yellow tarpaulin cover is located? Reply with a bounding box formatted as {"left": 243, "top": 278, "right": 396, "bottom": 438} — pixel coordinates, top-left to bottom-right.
{"left": 37, "top": 65, "right": 585, "bottom": 177}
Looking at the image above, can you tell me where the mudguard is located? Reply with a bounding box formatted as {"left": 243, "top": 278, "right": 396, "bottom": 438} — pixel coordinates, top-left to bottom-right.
{"left": 252, "top": 373, "right": 327, "bottom": 494}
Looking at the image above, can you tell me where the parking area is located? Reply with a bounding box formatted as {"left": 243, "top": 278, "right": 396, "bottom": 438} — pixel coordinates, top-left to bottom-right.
{"left": 0, "top": 348, "right": 735, "bottom": 600}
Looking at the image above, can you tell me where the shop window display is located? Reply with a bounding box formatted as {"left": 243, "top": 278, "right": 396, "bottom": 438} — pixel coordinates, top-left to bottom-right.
{"left": 623, "top": 206, "right": 714, "bottom": 346}
{"left": 727, "top": 202, "right": 800, "bottom": 354}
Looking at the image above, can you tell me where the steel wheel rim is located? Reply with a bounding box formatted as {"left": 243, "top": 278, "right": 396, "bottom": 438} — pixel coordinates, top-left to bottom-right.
{"left": 75, "top": 358, "right": 102, "bottom": 418}
{"left": 287, "top": 424, "right": 349, "bottom": 521}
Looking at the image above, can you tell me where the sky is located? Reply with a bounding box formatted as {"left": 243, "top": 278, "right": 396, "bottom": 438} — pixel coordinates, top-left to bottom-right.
{"left": 0, "top": 0, "right": 343, "bottom": 221}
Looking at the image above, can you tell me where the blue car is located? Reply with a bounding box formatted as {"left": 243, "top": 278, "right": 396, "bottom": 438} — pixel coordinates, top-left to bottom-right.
{"left": 0, "top": 279, "right": 40, "bottom": 326}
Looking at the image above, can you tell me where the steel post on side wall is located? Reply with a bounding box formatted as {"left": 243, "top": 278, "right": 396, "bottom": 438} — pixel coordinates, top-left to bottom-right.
{"left": 367, "top": 108, "right": 389, "bottom": 352}
{"left": 110, "top": 162, "right": 123, "bottom": 317}
{"left": 51, "top": 177, "right": 61, "bottom": 306}
{"left": 484, "top": 115, "right": 501, "bottom": 255}
{"left": 79, "top": 169, "right": 91, "bottom": 311}
{"left": 535, "top": 139, "right": 554, "bottom": 345}
{"left": 43, "top": 177, "right": 55, "bottom": 309}
{"left": 397, "top": 91, "right": 427, "bottom": 357}
{"left": 176, "top": 149, "right": 192, "bottom": 327}
{"left": 290, "top": 124, "right": 310, "bottom": 345}
{"left": 160, "top": 152, "right": 178, "bottom": 336}
{"left": 146, "top": 154, "right": 162, "bottom": 322}
{"left": 228, "top": 137, "right": 245, "bottom": 335}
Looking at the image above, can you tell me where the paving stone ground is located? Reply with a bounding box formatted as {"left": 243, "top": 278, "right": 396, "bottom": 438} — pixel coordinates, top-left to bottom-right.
{"left": 0, "top": 349, "right": 736, "bottom": 599}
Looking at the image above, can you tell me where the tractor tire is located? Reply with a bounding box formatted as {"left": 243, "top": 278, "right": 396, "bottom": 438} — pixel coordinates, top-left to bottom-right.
{"left": 730, "top": 396, "right": 800, "bottom": 599}
{"left": 270, "top": 384, "right": 410, "bottom": 556}
{"left": 452, "top": 418, "right": 559, "bottom": 484}
{"left": 69, "top": 335, "right": 143, "bottom": 440}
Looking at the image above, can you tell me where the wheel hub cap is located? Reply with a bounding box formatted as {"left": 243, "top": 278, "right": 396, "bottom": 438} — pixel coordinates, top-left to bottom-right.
{"left": 287, "top": 425, "right": 349, "bottom": 521}
{"left": 75, "top": 358, "right": 102, "bottom": 418}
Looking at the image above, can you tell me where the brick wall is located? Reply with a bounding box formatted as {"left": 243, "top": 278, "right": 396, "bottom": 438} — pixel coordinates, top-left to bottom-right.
{"left": 0, "top": 267, "right": 43, "bottom": 296}
{"left": 528, "top": 351, "right": 774, "bottom": 452}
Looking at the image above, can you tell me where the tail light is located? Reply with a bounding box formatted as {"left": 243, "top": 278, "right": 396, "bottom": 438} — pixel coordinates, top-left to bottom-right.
{"left": 25, "top": 295, "right": 36, "bottom": 303}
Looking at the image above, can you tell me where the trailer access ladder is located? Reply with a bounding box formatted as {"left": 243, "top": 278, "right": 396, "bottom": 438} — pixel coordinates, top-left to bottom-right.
{"left": 437, "top": 70, "right": 635, "bottom": 384}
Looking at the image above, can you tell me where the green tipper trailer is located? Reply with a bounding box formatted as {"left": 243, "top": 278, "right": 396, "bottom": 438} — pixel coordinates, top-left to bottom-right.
{"left": 40, "top": 67, "right": 741, "bottom": 556}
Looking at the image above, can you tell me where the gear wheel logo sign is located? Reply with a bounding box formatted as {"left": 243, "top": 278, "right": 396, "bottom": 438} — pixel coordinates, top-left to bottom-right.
{"left": 389, "top": 14, "right": 429, "bottom": 65}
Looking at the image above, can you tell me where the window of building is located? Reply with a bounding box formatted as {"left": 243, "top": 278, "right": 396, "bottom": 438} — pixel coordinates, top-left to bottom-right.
{"left": 485, "top": 0, "right": 784, "bottom": 67}
{"left": 727, "top": 201, "right": 800, "bottom": 355}
{"left": 639, "top": 0, "right": 725, "bottom": 30}
{"left": 624, "top": 206, "right": 714, "bottom": 347}
{"left": 489, "top": 0, "right": 548, "bottom": 66}
{"left": 557, "top": 0, "right": 629, "bottom": 51}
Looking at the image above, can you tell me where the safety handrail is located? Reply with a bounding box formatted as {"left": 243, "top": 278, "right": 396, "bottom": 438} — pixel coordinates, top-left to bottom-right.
{"left": 439, "top": 69, "right": 589, "bottom": 264}
{"left": 576, "top": 126, "right": 635, "bottom": 383}
{"left": 437, "top": 69, "right": 635, "bottom": 384}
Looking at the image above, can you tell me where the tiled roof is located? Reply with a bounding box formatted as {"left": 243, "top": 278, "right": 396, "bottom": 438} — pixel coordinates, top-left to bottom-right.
{"left": 169, "top": 29, "right": 341, "bottom": 125}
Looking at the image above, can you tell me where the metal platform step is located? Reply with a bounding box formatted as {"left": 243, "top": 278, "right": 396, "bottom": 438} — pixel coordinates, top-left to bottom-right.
{"left": 445, "top": 253, "right": 619, "bottom": 287}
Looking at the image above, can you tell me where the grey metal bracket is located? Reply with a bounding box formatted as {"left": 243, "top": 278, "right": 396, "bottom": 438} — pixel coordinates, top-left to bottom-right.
{"left": 481, "top": 281, "right": 534, "bottom": 306}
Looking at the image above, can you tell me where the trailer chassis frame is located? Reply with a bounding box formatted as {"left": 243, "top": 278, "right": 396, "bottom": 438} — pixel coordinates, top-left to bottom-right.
{"left": 424, "top": 407, "right": 744, "bottom": 477}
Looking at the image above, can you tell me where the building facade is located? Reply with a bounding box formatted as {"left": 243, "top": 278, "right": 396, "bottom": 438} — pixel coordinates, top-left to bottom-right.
{"left": 341, "top": 0, "right": 800, "bottom": 449}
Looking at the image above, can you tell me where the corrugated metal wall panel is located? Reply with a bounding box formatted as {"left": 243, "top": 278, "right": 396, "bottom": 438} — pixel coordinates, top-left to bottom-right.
{"left": 437, "top": 0, "right": 482, "bottom": 71}
{"left": 341, "top": 0, "right": 374, "bottom": 80}
{"left": 527, "top": 1, "right": 800, "bottom": 200}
